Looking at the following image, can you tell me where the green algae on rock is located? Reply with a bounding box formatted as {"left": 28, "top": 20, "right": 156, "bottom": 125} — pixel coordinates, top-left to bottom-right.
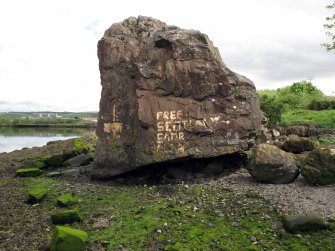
{"left": 16, "top": 168, "right": 43, "bottom": 177}
{"left": 27, "top": 188, "right": 48, "bottom": 204}
{"left": 57, "top": 193, "right": 77, "bottom": 207}
{"left": 50, "top": 225, "right": 88, "bottom": 251}
{"left": 51, "top": 210, "right": 81, "bottom": 224}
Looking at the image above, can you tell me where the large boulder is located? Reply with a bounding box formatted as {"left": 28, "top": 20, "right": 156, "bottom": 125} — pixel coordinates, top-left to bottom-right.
{"left": 247, "top": 144, "right": 299, "bottom": 184}
{"left": 92, "top": 16, "right": 263, "bottom": 179}
{"left": 301, "top": 148, "right": 335, "bottom": 185}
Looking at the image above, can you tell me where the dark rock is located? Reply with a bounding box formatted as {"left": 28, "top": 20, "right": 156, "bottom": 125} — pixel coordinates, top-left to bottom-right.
{"left": 66, "top": 154, "right": 91, "bottom": 167}
{"left": 301, "top": 148, "right": 335, "bottom": 185}
{"left": 51, "top": 210, "right": 81, "bottom": 224}
{"left": 45, "top": 154, "right": 64, "bottom": 167}
{"left": 281, "top": 125, "right": 318, "bottom": 137}
{"left": 92, "top": 16, "right": 263, "bottom": 179}
{"left": 282, "top": 214, "right": 326, "bottom": 233}
{"left": 50, "top": 226, "right": 88, "bottom": 251}
{"left": 247, "top": 144, "right": 299, "bottom": 184}
{"left": 16, "top": 168, "right": 43, "bottom": 177}
{"left": 165, "top": 167, "right": 187, "bottom": 179}
{"left": 281, "top": 137, "right": 319, "bottom": 153}
{"left": 203, "top": 159, "right": 224, "bottom": 175}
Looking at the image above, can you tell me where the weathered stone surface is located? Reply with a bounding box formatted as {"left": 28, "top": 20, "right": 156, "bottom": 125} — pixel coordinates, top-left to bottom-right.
{"left": 92, "top": 16, "right": 263, "bottom": 179}
{"left": 301, "top": 148, "right": 335, "bottom": 185}
{"left": 282, "top": 214, "right": 326, "bottom": 233}
{"left": 281, "top": 137, "right": 319, "bottom": 153}
{"left": 247, "top": 144, "right": 299, "bottom": 184}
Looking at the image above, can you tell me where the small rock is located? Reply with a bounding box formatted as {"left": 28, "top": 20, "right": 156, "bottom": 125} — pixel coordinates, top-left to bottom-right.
{"left": 57, "top": 193, "right": 77, "bottom": 207}
{"left": 28, "top": 188, "right": 48, "bottom": 204}
{"left": 51, "top": 210, "right": 81, "bottom": 224}
{"left": 47, "top": 172, "right": 62, "bottom": 177}
{"left": 50, "top": 226, "right": 88, "bottom": 251}
{"left": 282, "top": 214, "right": 326, "bottom": 233}
{"left": 65, "top": 154, "right": 91, "bottom": 167}
{"left": 45, "top": 154, "right": 64, "bottom": 167}
{"left": 16, "top": 168, "right": 43, "bottom": 177}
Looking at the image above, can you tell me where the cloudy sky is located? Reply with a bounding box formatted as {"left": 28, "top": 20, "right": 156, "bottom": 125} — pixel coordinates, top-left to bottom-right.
{"left": 0, "top": 0, "right": 334, "bottom": 112}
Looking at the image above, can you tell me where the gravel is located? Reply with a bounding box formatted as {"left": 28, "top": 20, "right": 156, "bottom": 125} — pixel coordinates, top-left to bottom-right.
{"left": 214, "top": 169, "right": 335, "bottom": 220}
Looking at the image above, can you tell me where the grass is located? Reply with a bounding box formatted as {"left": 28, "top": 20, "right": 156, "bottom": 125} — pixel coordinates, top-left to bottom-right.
{"left": 281, "top": 109, "right": 335, "bottom": 129}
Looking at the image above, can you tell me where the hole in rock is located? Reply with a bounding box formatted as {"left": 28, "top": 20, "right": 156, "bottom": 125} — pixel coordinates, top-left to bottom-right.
{"left": 113, "top": 152, "right": 248, "bottom": 185}
{"left": 155, "top": 39, "right": 172, "bottom": 49}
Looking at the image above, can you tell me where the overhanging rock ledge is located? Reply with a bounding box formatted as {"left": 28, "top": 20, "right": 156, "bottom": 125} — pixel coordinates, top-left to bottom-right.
{"left": 91, "top": 16, "right": 264, "bottom": 179}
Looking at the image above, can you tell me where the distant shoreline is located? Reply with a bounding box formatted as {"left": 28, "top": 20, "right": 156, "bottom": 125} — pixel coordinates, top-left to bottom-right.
{"left": 0, "top": 124, "right": 96, "bottom": 129}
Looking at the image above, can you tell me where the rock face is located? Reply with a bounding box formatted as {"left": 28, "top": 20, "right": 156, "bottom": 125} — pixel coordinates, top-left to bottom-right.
{"left": 301, "top": 148, "right": 335, "bottom": 185}
{"left": 92, "top": 16, "right": 263, "bottom": 179}
{"left": 247, "top": 144, "right": 299, "bottom": 184}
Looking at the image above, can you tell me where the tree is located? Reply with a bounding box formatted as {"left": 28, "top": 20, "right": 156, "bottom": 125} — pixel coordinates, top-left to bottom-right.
{"left": 323, "top": 1, "right": 335, "bottom": 52}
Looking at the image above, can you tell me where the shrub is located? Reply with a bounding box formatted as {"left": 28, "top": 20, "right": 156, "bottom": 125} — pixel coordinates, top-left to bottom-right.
{"left": 277, "top": 81, "right": 324, "bottom": 110}
{"left": 308, "top": 96, "right": 335, "bottom": 110}
{"left": 259, "top": 93, "right": 283, "bottom": 127}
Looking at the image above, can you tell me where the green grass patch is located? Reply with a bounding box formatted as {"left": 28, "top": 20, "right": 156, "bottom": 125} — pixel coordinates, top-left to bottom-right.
{"left": 82, "top": 185, "right": 335, "bottom": 250}
{"left": 281, "top": 109, "right": 335, "bottom": 129}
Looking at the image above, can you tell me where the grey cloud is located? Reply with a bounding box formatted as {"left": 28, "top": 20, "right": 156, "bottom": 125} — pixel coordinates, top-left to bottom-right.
{"left": 223, "top": 42, "right": 335, "bottom": 83}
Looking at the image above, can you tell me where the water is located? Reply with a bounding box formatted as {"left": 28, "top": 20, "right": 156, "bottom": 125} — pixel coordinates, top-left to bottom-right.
{"left": 0, "top": 127, "right": 95, "bottom": 153}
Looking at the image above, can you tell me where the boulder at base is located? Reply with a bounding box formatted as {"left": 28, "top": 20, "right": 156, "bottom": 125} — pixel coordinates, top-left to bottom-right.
{"left": 281, "top": 137, "right": 319, "bottom": 154}
{"left": 92, "top": 16, "right": 263, "bottom": 179}
{"left": 247, "top": 144, "right": 299, "bottom": 184}
{"left": 301, "top": 148, "right": 335, "bottom": 185}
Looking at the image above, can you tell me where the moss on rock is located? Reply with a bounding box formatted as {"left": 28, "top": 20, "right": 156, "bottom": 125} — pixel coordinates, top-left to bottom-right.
{"left": 50, "top": 225, "right": 88, "bottom": 251}
{"left": 16, "top": 168, "right": 43, "bottom": 177}
{"left": 301, "top": 148, "right": 335, "bottom": 185}
{"left": 57, "top": 193, "right": 77, "bottom": 207}
{"left": 281, "top": 137, "right": 319, "bottom": 154}
{"left": 282, "top": 214, "right": 326, "bottom": 233}
{"left": 27, "top": 188, "right": 48, "bottom": 204}
{"left": 51, "top": 210, "right": 81, "bottom": 224}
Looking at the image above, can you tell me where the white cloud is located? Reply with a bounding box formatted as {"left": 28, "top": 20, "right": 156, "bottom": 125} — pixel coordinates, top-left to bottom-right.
{"left": 0, "top": 0, "right": 334, "bottom": 112}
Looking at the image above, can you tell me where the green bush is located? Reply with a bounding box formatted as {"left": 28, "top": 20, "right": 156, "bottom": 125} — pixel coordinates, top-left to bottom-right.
{"left": 277, "top": 81, "right": 324, "bottom": 110}
{"left": 308, "top": 96, "right": 335, "bottom": 110}
{"left": 259, "top": 93, "right": 283, "bottom": 127}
